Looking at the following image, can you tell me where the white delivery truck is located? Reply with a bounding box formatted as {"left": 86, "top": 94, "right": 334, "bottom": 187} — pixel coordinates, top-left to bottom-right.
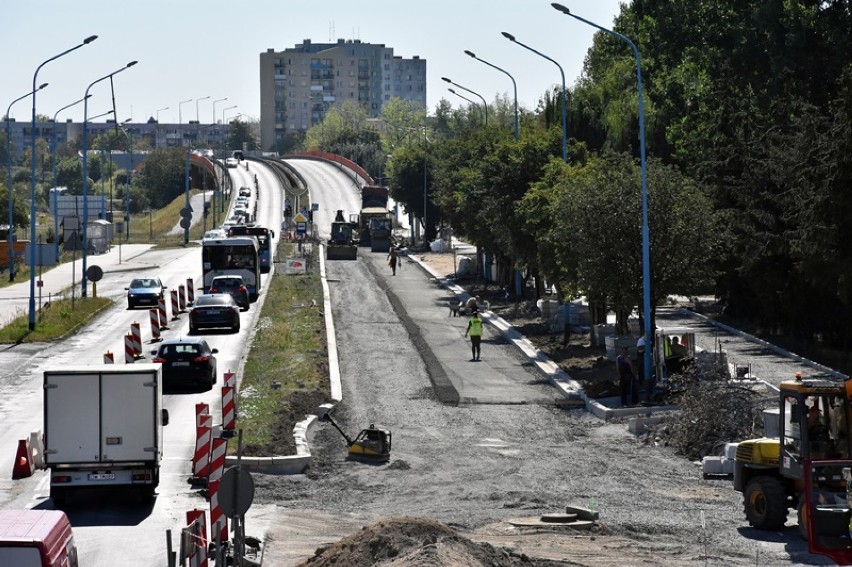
{"left": 43, "top": 364, "right": 169, "bottom": 506}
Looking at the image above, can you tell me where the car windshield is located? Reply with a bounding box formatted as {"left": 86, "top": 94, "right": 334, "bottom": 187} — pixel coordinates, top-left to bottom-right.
{"left": 161, "top": 343, "right": 200, "bottom": 356}
{"left": 131, "top": 279, "right": 157, "bottom": 288}
{"left": 197, "top": 295, "right": 231, "bottom": 306}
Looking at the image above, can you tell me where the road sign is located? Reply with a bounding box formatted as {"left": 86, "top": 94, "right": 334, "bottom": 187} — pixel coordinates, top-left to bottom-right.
{"left": 218, "top": 466, "right": 255, "bottom": 518}
{"left": 86, "top": 265, "right": 103, "bottom": 282}
{"left": 180, "top": 207, "right": 193, "bottom": 219}
{"left": 293, "top": 212, "right": 307, "bottom": 223}
{"left": 179, "top": 218, "right": 191, "bottom": 229}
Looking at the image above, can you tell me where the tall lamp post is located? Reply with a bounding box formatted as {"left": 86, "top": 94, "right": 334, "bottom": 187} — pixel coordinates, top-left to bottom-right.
{"left": 222, "top": 105, "right": 238, "bottom": 150}
{"left": 441, "top": 77, "right": 487, "bottom": 126}
{"left": 120, "top": 119, "right": 134, "bottom": 243}
{"left": 178, "top": 98, "right": 193, "bottom": 147}
{"left": 155, "top": 106, "right": 169, "bottom": 148}
{"left": 502, "top": 31, "right": 567, "bottom": 161}
{"left": 6, "top": 84, "right": 48, "bottom": 282}
{"left": 552, "top": 2, "right": 652, "bottom": 384}
{"left": 447, "top": 88, "right": 485, "bottom": 124}
{"left": 211, "top": 98, "right": 227, "bottom": 146}
{"left": 28, "top": 35, "right": 97, "bottom": 329}
{"left": 51, "top": 95, "right": 90, "bottom": 258}
{"left": 81, "top": 60, "right": 138, "bottom": 298}
{"left": 464, "top": 50, "right": 518, "bottom": 140}
{"left": 195, "top": 95, "right": 210, "bottom": 142}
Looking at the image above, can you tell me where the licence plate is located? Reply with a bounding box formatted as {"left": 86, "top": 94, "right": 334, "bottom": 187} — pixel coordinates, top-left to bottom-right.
{"left": 206, "top": 309, "right": 221, "bottom": 315}
{"left": 89, "top": 473, "right": 115, "bottom": 481}
{"left": 172, "top": 361, "right": 190, "bottom": 367}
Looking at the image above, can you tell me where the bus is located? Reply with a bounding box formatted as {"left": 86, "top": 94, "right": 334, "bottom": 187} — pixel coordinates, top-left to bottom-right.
{"left": 227, "top": 225, "right": 275, "bottom": 273}
{"left": 201, "top": 236, "right": 261, "bottom": 300}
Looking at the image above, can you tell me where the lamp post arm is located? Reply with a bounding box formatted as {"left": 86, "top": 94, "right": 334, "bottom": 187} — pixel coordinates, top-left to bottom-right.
{"left": 465, "top": 54, "right": 516, "bottom": 138}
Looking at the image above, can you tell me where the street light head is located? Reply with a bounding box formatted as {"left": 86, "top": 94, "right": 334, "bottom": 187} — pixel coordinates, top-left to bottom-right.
{"left": 441, "top": 77, "right": 451, "bottom": 83}
{"left": 501, "top": 32, "right": 516, "bottom": 42}
{"left": 551, "top": 3, "right": 570, "bottom": 14}
{"left": 83, "top": 35, "right": 98, "bottom": 44}
{"left": 464, "top": 50, "right": 476, "bottom": 58}
{"left": 37, "top": 82, "right": 49, "bottom": 91}
{"left": 448, "top": 88, "right": 457, "bottom": 94}
{"left": 126, "top": 60, "right": 138, "bottom": 68}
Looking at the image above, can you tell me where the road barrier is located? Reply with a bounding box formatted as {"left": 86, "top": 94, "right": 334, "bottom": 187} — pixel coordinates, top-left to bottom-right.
{"left": 178, "top": 284, "right": 187, "bottom": 313}
{"left": 149, "top": 308, "right": 162, "bottom": 342}
{"left": 196, "top": 403, "right": 210, "bottom": 426}
{"left": 223, "top": 371, "right": 235, "bottom": 388}
{"left": 171, "top": 290, "right": 180, "bottom": 320}
{"left": 124, "top": 334, "right": 136, "bottom": 364}
{"left": 158, "top": 296, "right": 170, "bottom": 329}
{"left": 192, "top": 425, "right": 212, "bottom": 480}
{"left": 130, "top": 322, "right": 142, "bottom": 358}
{"left": 12, "top": 438, "right": 35, "bottom": 479}
{"left": 183, "top": 510, "right": 208, "bottom": 567}
{"left": 103, "top": 351, "right": 114, "bottom": 364}
{"left": 208, "top": 438, "right": 227, "bottom": 484}
{"left": 221, "top": 387, "right": 235, "bottom": 432}
{"left": 208, "top": 479, "right": 228, "bottom": 549}
{"left": 186, "top": 277, "right": 195, "bottom": 304}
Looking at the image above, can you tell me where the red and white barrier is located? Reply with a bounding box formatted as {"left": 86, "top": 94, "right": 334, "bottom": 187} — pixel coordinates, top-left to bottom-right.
{"left": 221, "top": 386, "right": 235, "bottom": 432}
{"left": 195, "top": 402, "right": 210, "bottom": 426}
{"left": 103, "top": 351, "right": 114, "bottom": 364}
{"left": 124, "top": 334, "right": 136, "bottom": 364}
{"left": 208, "top": 438, "right": 227, "bottom": 484}
{"left": 178, "top": 284, "right": 187, "bottom": 312}
{"left": 158, "top": 296, "right": 170, "bottom": 330}
{"left": 186, "top": 277, "right": 195, "bottom": 305}
{"left": 223, "top": 371, "right": 235, "bottom": 388}
{"left": 130, "top": 322, "right": 142, "bottom": 357}
{"left": 208, "top": 479, "right": 228, "bottom": 547}
{"left": 192, "top": 425, "right": 212, "bottom": 479}
{"left": 171, "top": 289, "right": 180, "bottom": 320}
{"left": 185, "top": 509, "right": 208, "bottom": 567}
{"left": 149, "top": 308, "right": 161, "bottom": 342}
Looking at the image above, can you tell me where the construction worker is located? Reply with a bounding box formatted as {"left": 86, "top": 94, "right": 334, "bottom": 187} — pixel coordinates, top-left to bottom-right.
{"left": 464, "top": 310, "right": 483, "bottom": 361}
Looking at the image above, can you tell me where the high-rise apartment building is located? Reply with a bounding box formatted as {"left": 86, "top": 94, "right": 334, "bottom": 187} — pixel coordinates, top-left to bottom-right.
{"left": 259, "top": 39, "right": 427, "bottom": 151}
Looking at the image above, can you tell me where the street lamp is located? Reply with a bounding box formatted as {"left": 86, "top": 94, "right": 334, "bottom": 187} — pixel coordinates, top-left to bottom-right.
{"left": 82, "top": 60, "right": 138, "bottom": 299}
{"left": 222, "top": 105, "right": 238, "bottom": 150}
{"left": 28, "top": 34, "right": 97, "bottom": 329}
{"left": 51, "top": 95, "right": 90, "bottom": 259}
{"left": 447, "top": 88, "right": 485, "bottom": 124}
{"left": 552, "top": 3, "right": 652, "bottom": 385}
{"left": 155, "top": 106, "right": 169, "bottom": 148}
{"left": 502, "top": 31, "right": 567, "bottom": 161}
{"left": 464, "top": 50, "right": 518, "bottom": 140}
{"left": 195, "top": 95, "right": 210, "bottom": 141}
{"left": 178, "top": 98, "right": 193, "bottom": 147}
{"left": 211, "top": 98, "right": 227, "bottom": 146}
{"left": 441, "top": 77, "right": 488, "bottom": 126}
{"left": 120, "top": 119, "right": 134, "bottom": 243}
{"left": 6, "top": 83, "right": 48, "bottom": 282}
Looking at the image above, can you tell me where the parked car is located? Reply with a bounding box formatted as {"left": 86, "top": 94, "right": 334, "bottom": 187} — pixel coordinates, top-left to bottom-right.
{"left": 188, "top": 293, "right": 241, "bottom": 333}
{"left": 125, "top": 277, "right": 166, "bottom": 309}
{"left": 209, "top": 275, "right": 250, "bottom": 310}
{"left": 152, "top": 337, "right": 217, "bottom": 389}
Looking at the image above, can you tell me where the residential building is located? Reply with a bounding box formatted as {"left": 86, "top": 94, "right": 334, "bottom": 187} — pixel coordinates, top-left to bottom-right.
{"left": 259, "top": 39, "right": 427, "bottom": 151}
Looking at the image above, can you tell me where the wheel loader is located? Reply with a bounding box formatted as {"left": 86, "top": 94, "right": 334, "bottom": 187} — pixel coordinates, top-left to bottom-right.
{"left": 320, "top": 412, "right": 392, "bottom": 462}
{"left": 734, "top": 374, "right": 852, "bottom": 563}
{"left": 326, "top": 210, "right": 358, "bottom": 260}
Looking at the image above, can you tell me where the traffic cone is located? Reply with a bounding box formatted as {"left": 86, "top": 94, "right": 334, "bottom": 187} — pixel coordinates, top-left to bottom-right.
{"left": 12, "top": 439, "right": 34, "bottom": 479}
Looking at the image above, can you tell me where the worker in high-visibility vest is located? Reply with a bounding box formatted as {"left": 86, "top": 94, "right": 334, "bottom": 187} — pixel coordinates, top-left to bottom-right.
{"left": 464, "top": 310, "right": 484, "bottom": 361}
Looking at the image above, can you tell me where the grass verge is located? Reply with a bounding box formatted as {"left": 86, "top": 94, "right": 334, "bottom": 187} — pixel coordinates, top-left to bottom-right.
{"left": 0, "top": 297, "right": 113, "bottom": 343}
{"left": 237, "top": 240, "right": 332, "bottom": 456}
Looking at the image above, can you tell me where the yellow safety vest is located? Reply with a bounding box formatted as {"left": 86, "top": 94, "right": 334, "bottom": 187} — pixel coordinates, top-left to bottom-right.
{"left": 468, "top": 318, "right": 483, "bottom": 337}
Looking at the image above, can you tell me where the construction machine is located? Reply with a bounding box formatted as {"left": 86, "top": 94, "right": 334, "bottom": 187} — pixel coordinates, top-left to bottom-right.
{"left": 320, "top": 412, "right": 392, "bottom": 462}
{"left": 734, "top": 374, "right": 852, "bottom": 563}
{"left": 326, "top": 210, "right": 358, "bottom": 260}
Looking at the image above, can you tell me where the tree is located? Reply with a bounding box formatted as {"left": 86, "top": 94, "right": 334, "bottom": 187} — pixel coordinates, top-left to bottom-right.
{"left": 227, "top": 119, "right": 258, "bottom": 152}
{"left": 135, "top": 148, "right": 187, "bottom": 208}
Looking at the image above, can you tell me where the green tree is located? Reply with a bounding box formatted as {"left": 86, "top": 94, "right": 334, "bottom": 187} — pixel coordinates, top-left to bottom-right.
{"left": 227, "top": 120, "right": 258, "bottom": 152}
{"left": 135, "top": 148, "right": 187, "bottom": 208}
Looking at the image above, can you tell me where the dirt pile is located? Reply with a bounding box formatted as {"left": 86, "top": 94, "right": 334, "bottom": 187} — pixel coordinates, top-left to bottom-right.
{"left": 298, "top": 517, "right": 568, "bottom": 567}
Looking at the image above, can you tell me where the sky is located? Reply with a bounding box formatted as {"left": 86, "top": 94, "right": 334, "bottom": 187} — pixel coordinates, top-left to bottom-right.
{"left": 2, "top": 0, "right": 625, "bottom": 126}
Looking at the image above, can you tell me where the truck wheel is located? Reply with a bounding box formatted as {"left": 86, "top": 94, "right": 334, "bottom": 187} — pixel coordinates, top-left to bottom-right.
{"left": 744, "top": 476, "right": 788, "bottom": 530}
{"left": 797, "top": 494, "right": 808, "bottom": 540}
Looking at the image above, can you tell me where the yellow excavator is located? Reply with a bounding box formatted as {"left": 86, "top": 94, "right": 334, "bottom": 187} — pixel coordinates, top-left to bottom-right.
{"left": 320, "top": 412, "right": 392, "bottom": 462}
{"left": 734, "top": 374, "right": 852, "bottom": 563}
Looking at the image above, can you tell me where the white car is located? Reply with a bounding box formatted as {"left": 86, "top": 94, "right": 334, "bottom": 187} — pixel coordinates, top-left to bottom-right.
{"left": 224, "top": 158, "right": 238, "bottom": 168}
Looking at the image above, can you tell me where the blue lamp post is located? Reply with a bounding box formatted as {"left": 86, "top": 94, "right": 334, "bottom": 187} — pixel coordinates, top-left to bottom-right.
{"left": 502, "top": 31, "right": 567, "bottom": 161}
{"left": 51, "top": 95, "right": 91, "bottom": 259}
{"left": 552, "top": 2, "right": 652, "bottom": 386}
{"left": 464, "top": 50, "right": 519, "bottom": 141}
{"left": 28, "top": 35, "right": 97, "bottom": 329}
{"left": 447, "top": 88, "right": 485, "bottom": 124}
{"left": 441, "top": 77, "right": 488, "bottom": 126}
{"left": 6, "top": 83, "right": 48, "bottom": 282}
{"left": 81, "top": 61, "right": 138, "bottom": 298}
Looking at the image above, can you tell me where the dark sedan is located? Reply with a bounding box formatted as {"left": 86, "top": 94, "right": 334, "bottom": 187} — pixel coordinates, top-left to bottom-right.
{"left": 125, "top": 277, "right": 166, "bottom": 309}
{"left": 209, "top": 275, "right": 250, "bottom": 311}
{"left": 188, "top": 294, "right": 241, "bottom": 334}
{"left": 152, "top": 337, "right": 217, "bottom": 389}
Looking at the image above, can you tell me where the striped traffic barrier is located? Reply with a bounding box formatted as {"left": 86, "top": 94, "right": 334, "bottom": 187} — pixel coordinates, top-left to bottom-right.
{"left": 208, "top": 479, "right": 228, "bottom": 549}
{"left": 221, "top": 386, "right": 235, "bottom": 433}
{"left": 103, "top": 351, "right": 114, "bottom": 364}
{"left": 178, "top": 284, "right": 187, "bottom": 312}
{"left": 124, "top": 335, "right": 135, "bottom": 364}
{"left": 208, "top": 438, "right": 227, "bottom": 484}
{"left": 186, "top": 278, "right": 195, "bottom": 305}
{"left": 149, "top": 308, "right": 162, "bottom": 342}
{"left": 223, "top": 371, "right": 235, "bottom": 388}
{"left": 192, "top": 425, "right": 212, "bottom": 479}
{"left": 130, "top": 322, "right": 142, "bottom": 358}
{"left": 158, "top": 296, "right": 170, "bottom": 330}
{"left": 171, "top": 289, "right": 180, "bottom": 320}
{"left": 195, "top": 403, "right": 210, "bottom": 426}
{"left": 185, "top": 509, "right": 208, "bottom": 567}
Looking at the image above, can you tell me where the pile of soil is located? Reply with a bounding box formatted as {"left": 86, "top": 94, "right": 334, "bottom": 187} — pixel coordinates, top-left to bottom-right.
{"left": 299, "top": 517, "right": 567, "bottom": 567}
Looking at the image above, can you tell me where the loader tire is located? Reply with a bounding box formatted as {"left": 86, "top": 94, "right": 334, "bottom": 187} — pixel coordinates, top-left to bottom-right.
{"left": 744, "top": 476, "right": 788, "bottom": 530}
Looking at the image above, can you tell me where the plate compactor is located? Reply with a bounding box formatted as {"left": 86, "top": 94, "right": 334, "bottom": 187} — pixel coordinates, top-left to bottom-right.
{"left": 320, "top": 413, "right": 392, "bottom": 462}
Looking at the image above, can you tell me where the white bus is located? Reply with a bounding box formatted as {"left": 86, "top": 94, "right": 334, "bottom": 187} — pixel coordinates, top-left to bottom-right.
{"left": 201, "top": 236, "right": 260, "bottom": 300}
